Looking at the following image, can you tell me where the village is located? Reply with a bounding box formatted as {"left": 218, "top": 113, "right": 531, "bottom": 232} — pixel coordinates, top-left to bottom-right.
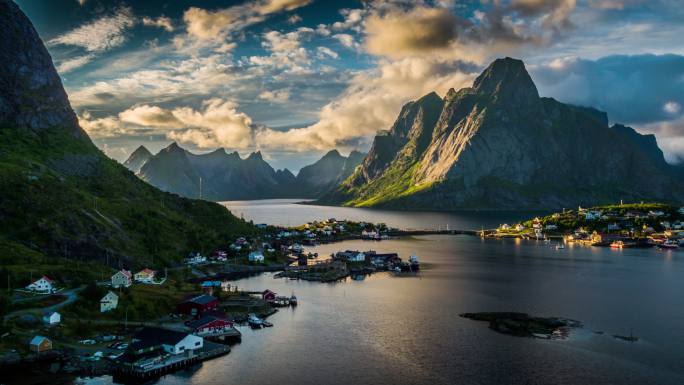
{"left": 0, "top": 218, "right": 419, "bottom": 381}
{"left": 488, "top": 203, "right": 684, "bottom": 249}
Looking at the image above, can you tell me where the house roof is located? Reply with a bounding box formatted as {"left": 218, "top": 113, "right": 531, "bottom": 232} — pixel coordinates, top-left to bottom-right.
{"left": 186, "top": 315, "right": 231, "bottom": 329}
{"left": 30, "top": 335, "right": 50, "bottom": 345}
{"left": 33, "top": 275, "right": 53, "bottom": 284}
{"left": 182, "top": 294, "right": 217, "bottom": 306}
{"left": 114, "top": 270, "right": 132, "bottom": 278}
{"left": 101, "top": 291, "right": 118, "bottom": 301}
{"left": 133, "top": 327, "right": 190, "bottom": 346}
{"left": 137, "top": 268, "right": 155, "bottom": 275}
{"left": 43, "top": 311, "right": 59, "bottom": 317}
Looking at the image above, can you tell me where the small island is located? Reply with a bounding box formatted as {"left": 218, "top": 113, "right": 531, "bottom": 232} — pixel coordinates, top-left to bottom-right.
{"left": 460, "top": 312, "right": 582, "bottom": 339}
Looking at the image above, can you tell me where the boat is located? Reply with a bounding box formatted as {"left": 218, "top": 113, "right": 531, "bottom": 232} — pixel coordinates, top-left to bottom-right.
{"left": 408, "top": 254, "right": 420, "bottom": 271}
{"left": 658, "top": 240, "right": 679, "bottom": 249}
{"left": 555, "top": 244, "right": 565, "bottom": 249}
{"left": 290, "top": 293, "right": 298, "bottom": 306}
{"left": 610, "top": 240, "right": 636, "bottom": 249}
{"left": 262, "top": 321, "right": 273, "bottom": 327}
{"left": 247, "top": 314, "right": 263, "bottom": 329}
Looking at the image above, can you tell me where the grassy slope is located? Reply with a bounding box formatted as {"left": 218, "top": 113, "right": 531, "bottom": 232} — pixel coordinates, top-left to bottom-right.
{"left": 0, "top": 127, "right": 256, "bottom": 273}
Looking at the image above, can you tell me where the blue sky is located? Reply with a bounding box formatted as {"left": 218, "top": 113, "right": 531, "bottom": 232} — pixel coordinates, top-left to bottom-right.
{"left": 16, "top": 0, "right": 684, "bottom": 171}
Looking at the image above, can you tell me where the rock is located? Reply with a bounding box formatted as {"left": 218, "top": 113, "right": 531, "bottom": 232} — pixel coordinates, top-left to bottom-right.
{"left": 460, "top": 312, "right": 582, "bottom": 338}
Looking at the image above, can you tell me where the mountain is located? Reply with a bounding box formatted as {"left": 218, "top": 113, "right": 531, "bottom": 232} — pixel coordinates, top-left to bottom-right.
{"left": 296, "top": 149, "right": 365, "bottom": 197}
{"left": 131, "top": 144, "right": 364, "bottom": 200}
{"left": 321, "top": 57, "right": 684, "bottom": 210}
{"left": 0, "top": 0, "right": 254, "bottom": 268}
{"left": 123, "top": 145, "right": 152, "bottom": 173}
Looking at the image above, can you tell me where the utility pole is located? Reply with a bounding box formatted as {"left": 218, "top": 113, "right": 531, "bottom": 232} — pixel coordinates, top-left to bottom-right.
{"left": 199, "top": 177, "right": 203, "bottom": 200}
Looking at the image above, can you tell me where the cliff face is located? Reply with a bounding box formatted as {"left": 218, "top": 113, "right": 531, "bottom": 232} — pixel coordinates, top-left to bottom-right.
{"left": 0, "top": 0, "right": 254, "bottom": 266}
{"left": 0, "top": 0, "right": 83, "bottom": 137}
{"left": 323, "top": 57, "right": 684, "bottom": 209}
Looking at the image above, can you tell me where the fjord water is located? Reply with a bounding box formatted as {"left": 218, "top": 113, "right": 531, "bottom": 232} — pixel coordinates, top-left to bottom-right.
{"left": 221, "top": 199, "right": 543, "bottom": 229}
{"left": 89, "top": 201, "right": 684, "bottom": 385}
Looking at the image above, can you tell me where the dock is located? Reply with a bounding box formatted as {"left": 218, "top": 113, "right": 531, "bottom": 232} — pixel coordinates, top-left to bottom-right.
{"left": 113, "top": 341, "right": 230, "bottom": 380}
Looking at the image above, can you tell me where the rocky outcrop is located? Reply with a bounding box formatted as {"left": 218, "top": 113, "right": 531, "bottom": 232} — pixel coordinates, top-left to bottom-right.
{"left": 123, "top": 145, "right": 152, "bottom": 173}
{"left": 323, "top": 57, "right": 684, "bottom": 209}
{"left": 296, "top": 149, "right": 365, "bottom": 196}
{"left": 0, "top": 0, "right": 84, "bottom": 137}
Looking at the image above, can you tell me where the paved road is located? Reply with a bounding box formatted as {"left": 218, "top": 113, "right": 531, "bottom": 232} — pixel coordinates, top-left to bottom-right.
{"left": 4, "top": 287, "right": 83, "bottom": 320}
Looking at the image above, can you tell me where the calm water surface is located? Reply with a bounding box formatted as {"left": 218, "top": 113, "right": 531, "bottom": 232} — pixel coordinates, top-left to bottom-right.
{"left": 220, "top": 199, "right": 546, "bottom": 229}
{"left": 83, "top": 202, "right": 684, "bottom": 385}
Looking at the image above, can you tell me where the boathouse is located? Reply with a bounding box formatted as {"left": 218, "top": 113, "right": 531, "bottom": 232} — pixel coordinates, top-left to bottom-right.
{"left": 176, "top": 294, "right": 219, "bottom": 317}
{"left": 130, "top": 327, "right": 203, "bottom": 356}
{"left": 186, "top": 316, "right": 234, "bottom": 336}
{"left": 262, "top": 289, "right": 277, "bottom": 302}
{"left": 29, "top": 336, "right": 52, "bottom": 353}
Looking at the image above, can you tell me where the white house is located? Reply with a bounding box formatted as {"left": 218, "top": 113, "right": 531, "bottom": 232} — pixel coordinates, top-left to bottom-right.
{"left": 514, "top": 224, "right": 525, "bottom": 231}
{"left": 42, "top": 311, "right": 61, "bottom": 325}
{"left": 649, "top": 210, "right": 666, "bottom": 217}
{"left": 348, "top": 251, "right": 366, "bottom": 262}
{"left": 26, "top": 276, "right": 55, "bottom": 293}
{"left": 134, "top": 268, "right": 156, "bottom": 283}
{"left": 185, "top": 253, "right": 207, "bottom": 265}
{"left": 584, "top": 211, "right": 602, "bottom": 220}
{"left": 111, "top": 270, "right": 132, "bottom": 288}
{"left": 100, "top": 291, "right": 119, "bottom": 313}
{"left": 132, "top": 327, "right": 203, "bottom": 356}
{"left": 499, "top": 224, "right": 511, "bottom": 231}
{"left": 248, "top": 251, "right": 265, "bottom": 263}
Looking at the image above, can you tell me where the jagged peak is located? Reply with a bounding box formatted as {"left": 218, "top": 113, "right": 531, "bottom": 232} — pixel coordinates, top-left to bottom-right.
{"left": 322, "top": 149, "right": 343, "bottom": 159}
{"left": 247, "top": 151, "right": 263, "bottom": 160}
{"left": 473, "top": 57, "right": 539, "bottom": 100}
{"left": 130, "top": 145, "right": 151, "bottom": 157}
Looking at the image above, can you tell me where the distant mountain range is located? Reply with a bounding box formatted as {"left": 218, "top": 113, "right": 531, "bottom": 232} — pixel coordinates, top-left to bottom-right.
{"left": 318, "top": 57, "right": 684, "bottom": 210}
{"left": 124, "top": 143, "right": 365, "bottom": 201}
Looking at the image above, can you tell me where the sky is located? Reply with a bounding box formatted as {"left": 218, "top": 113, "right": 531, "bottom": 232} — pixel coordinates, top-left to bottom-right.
{"left": 15, "top": 0, "right": 684, "bottom": 171}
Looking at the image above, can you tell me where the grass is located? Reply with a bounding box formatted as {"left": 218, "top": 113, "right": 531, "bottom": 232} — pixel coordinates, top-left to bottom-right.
{"left": 0, "top": 127, "right": 258, "bottom": 271}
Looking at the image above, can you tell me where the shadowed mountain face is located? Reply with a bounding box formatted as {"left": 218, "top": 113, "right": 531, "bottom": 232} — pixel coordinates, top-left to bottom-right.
{"left": 321, "top": 57, "right": 684, "bottom": 210}
{"left": 0, "top": 0, "right": 254, "bottom": 266}
{"left": 123, "top": 145, "right": 152, "bottom": 174}
{"left": 126, "top": 145, "right": 365, "bottom": 201}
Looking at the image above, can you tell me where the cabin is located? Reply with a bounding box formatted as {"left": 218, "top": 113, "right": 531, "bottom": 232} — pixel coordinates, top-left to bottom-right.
{"left": 29, "top": 336, "right": 52, "bottom": 353}
{"left": 26, "top": 276, "right": 55, "bottom": 293}
{"left": 176, "top": 294, "right": 219, "bottom": 317}
{"left": 186, "top": 316, "right": 234, "bottom": 336}
{"left": 335, "top": 250, "right": 365, "bottom": 262}
{"left": 134, "top": 268, "right": 156, "bottom": 283}
{"left": 262, "top": 289, "right": 277, "bottom": 302}
{"left": 42, "top": 311, "right": 61, "bottom": 325}
{"left": 100, "top": 291, "right": 119, "bottom": 313}
{"left": 130, "top": 327, "right": 203, "bottom": 356}
{"left": 248, "top": 251, "right": 265, "bottom": 263}
{"left": 185, "top": 252, "right": 207, "bottom": 265}
{"left": 111, "top": 270, "right": 132, "bottom": 288}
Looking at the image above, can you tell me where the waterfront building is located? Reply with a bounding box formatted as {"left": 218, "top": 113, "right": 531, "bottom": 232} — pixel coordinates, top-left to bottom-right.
{"left": 177, "top": 294, "right": 219, "bottom": 317}
{"left": 29, "top": 336, "right": 52, "bottom": 353}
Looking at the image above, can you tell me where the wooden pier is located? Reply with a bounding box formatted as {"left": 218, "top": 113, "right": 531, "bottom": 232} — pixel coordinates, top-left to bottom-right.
{"left": 113, "top": 341, "right": 230, "bottom": 381}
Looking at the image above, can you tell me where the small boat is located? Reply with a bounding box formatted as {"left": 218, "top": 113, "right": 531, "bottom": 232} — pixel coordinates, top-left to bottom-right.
{"left": 290, "top": 293, "right": 298, "bottom": 306}
{"left": 658, "top": 240, "right": 679, "bottom": 249}
{"left": 262, "top": 321, "right": 273, "bottom": 327}
{"left": 247, "top": 313, "right": 263, "bottom": 329}
{"left": 610, "top": 240, "right": 636, "bottom": 249}
{"left": 408, "top": 254, "right": 420, "bottom": 271}
{"left": 555, "top": 244, "right": 565, "bottom": 249}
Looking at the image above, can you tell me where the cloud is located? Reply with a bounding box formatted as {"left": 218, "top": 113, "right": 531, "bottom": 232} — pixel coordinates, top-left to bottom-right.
{"left": 365, "top": 7, "right": 461, "bottom": 57}
{"left": 316, "top": 46, "right": 339, "bottom": 59}
{"left": 56, "top": 54, "right": 95, "bottom": 73}
{"left": 531, "top": 54, "right": 684, "bottom": 124}
{"left": 49, "top": 6, "right": 135, "bottom": 52}
{"left": 249, "top": 28, "right": 314, "bottom": 73}
{"left": 287, "top": 14, "right": 302, "bottom": 24}
{"left": 142, "top": 16, "right": 174, "bottom": 32}
{"left": 333, "top": 34, "right": 358, "bottom": 50}
{"left": 119, "top": 105, "right": 184, "bottom": 128}
{"left": 258, "top": 89, "right": 291, "bottom": 103}
{"left": 183, "top": 0, "right": 311, "bottom": 40}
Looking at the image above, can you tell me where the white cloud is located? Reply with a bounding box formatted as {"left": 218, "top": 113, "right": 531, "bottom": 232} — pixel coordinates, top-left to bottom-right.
{"left": 333, "top": 33, "right": 358, "bottom": 50}
{"left": 183, "top": 0, "right": 311, "bottom": 41}
{"left": 142, "top": 16, "right": 174, "bottom": 32}
{"left": 317, "top": 46, "right": 339, "bottom": 59}
{"left": 287, "top": 14, "right": 302, "bottom": 24}
{"left": 56, "top": 54, "right": 95, "bottom": 73}
{"left": 258, "top": 89, "right": 291, "bottom": 103}
{"left": 664, "top": 101, "right": 681, "bottom": 115}
{"left": 249, "top": 29, "right": 313, "bottom": 73}
{"left": 49, "top": 6, "right": 136, "bottom": 52}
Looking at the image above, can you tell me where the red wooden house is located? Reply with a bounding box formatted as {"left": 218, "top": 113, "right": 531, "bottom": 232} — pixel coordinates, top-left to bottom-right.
{"left": 186, "top": 316, "right": 234, "bottom": 336}
{"left": 262, "top": 289, "right": 276, "bottom": 302}
{"left": 176, "top": 294, "right": 219, "bottom": 317}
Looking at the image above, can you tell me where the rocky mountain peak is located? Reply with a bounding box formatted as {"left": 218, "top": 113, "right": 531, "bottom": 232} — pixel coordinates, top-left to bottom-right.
{"left": 130, "top": 145, "right": 151, "bottom": 157}
{"left": 473, "top": 57, "right": 539, "bottom": 103}
{"left": 0, "top": 0, "right": 85, "bottom": 137}
{"left": 247, "top": 151, "right": 263, "bottom": 160}
{"left": 322, "top": 149, "right": 343, "bottom": 159}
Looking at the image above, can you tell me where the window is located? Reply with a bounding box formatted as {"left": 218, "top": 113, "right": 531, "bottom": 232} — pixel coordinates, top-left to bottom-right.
{"left": 178, "top": 346, "right": 185, "bottom": 351}
{"left": 195, "top": 341, "right": 201, "bottom": 346}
